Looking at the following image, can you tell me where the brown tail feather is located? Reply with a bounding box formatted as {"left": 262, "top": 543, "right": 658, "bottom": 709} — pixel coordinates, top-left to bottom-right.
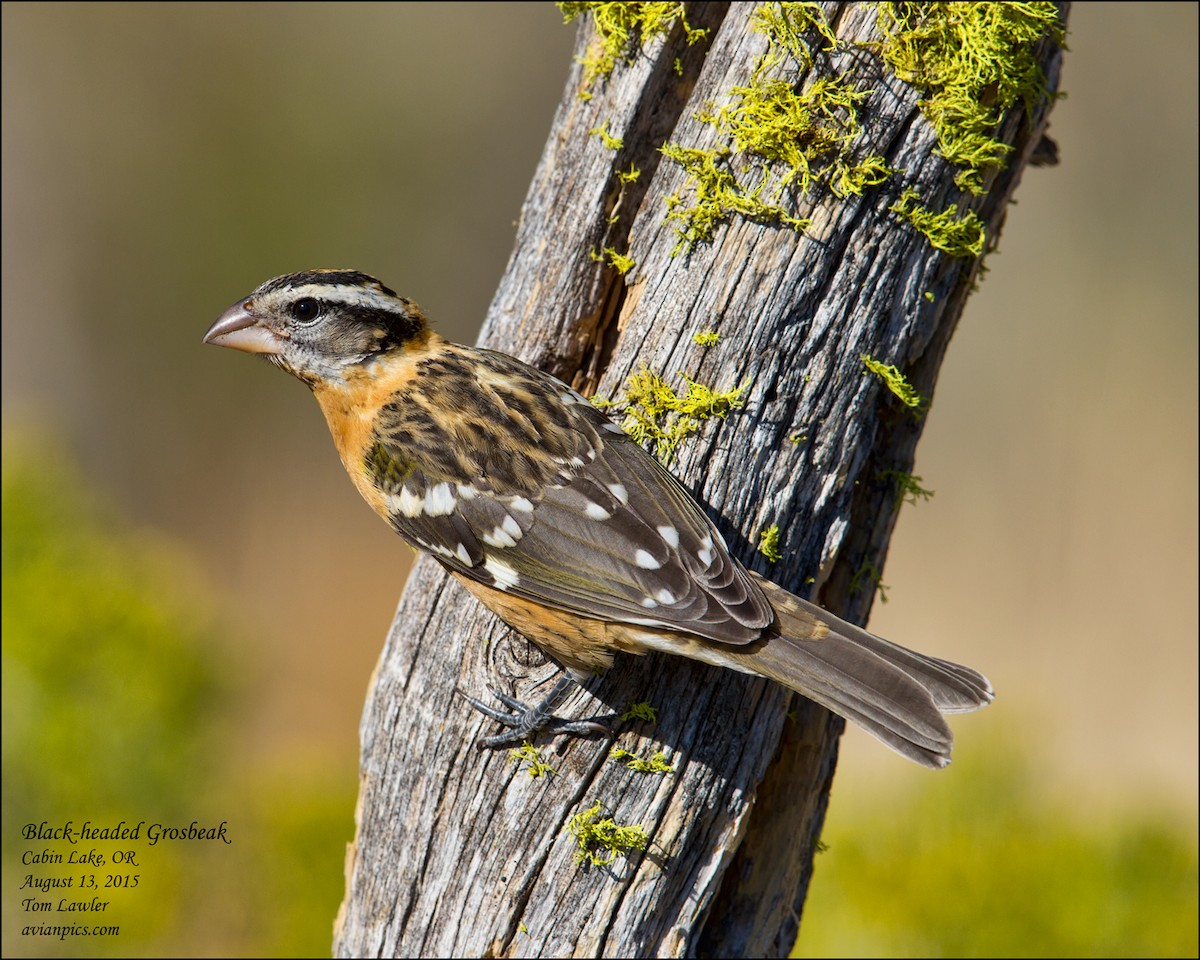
{"left": 716, "top": 575, "right": 993, "bottom": 768}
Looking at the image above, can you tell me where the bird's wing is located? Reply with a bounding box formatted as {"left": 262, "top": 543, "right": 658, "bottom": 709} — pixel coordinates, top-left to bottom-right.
{"left": 366, "top": 346, "right": 772, "bottom": 644}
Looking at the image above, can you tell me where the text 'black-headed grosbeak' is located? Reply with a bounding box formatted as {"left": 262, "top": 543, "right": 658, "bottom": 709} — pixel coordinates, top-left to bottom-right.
{"left": 205, "top": 270, "right": 993, "bottom": 768}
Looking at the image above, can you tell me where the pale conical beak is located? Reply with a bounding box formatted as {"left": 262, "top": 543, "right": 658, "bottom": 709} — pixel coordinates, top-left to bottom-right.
{"left": 203, "top": 299, "right": 283, "bottom": 355}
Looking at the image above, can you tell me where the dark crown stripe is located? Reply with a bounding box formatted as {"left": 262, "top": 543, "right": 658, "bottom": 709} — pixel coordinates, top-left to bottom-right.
{"left": 258, "top": 270, "right": 398, "bottom": 298}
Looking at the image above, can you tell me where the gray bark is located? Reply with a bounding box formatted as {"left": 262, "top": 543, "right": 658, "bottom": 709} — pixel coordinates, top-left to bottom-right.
{"left": 335, "top": 3, "right": 1066, "bottom": 957}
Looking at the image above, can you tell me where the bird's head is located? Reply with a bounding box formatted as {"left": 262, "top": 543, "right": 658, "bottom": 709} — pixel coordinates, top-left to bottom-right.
{"left": 203, "top": 269, "right": 428, "bottom": 386}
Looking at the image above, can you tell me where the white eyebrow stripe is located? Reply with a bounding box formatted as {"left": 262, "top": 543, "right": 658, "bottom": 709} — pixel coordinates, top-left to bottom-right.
{"left": 279, "top": 283, "right": 403, "bottom": 313}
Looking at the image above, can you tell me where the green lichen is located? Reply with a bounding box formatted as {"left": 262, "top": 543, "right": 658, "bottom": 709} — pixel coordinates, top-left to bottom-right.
{"left": 568, "top": 801, "right": 650, "bottom": 867}
{"left": 878, "top": 469, "right": 935, "bottom": 509}
{"left": 752, "top": 1, "right": 839, "bottom": 69}
{"left": 588, "top": 120, "right": 624, "bottom": 150}
{"left": 621, "top": 701, "right": 659, "bottom": 723}
{"left": 612, "top": 748, "right": 675, "bottom": 774}
{"left": 692, "top": 330, "right": 720, "bottom": 346}
{"left": 559, "top": 1, "right": 708, "bottom": 92}
{"left": 660, "top": 142, "right": 811, "bottom": 254}
{"left": 508, "top": 741, "right": 556, "bottom": 779}
{"left": 849, "top": 559, "right": 889, "bottom": 603}
{"left": 874, "top": 2, "right": 1065, "bottom": 195}
{"left": 890, "top": 188, "right": 985, "bottom": 258}
{"left": 618, "top": 162, "right": 641, "bottom": 183}
{"left": 594, "top": 367, "right": 746, "bottom": 462}
{"left": 589, "top": 246, "right": 636, "bottom": 274}
{"left": 758, "top": 524, "right": 784, "bottom": 562}
{"left": 861, "top": 353, "right": 925, "bottom": 418}
{"left": 661, "top": 3, "right": 893, "bottom": 254}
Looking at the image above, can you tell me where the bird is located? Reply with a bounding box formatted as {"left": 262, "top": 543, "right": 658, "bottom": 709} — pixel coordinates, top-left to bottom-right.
{"left": 204, "top": 269, "right": 993, "bottom": 768}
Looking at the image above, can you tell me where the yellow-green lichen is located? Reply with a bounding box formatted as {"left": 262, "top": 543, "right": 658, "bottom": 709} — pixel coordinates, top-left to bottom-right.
{"left": 752, "top": 1, "right": 839, "bottom": 70}
{"left": 588, "top": 120, "right": 624, "bottom": 151}
{"left": 849, "top": 559, "right": 889, "bottom": 603}
{"left": 692, "top": 330, "right": 720, "bottom": 346}
{"left": 890, "top": 188, "right": 985, "bottom": 258}
{"left": 559, "top": 1, "right": 708, "bottom": 92}
{"left": 874, "top": 2, "right": 1065, "bottom": 195}
{"left": 618, "top": 162, "right": 641, "bottom": 183}
{"left": 621, "top": 701, "right": 659, "bottom": 723}
{"left": 878, "top": 469, "right": 935, "bottom": 509}
{"left": 594, "top": 367, "right": 745, "bottom": 462}
{"left": 660, "top": 142, "right": 811, "bottom": 254}
{"left": 861, "top": 353, "right": 925, "bottom": 418}
{"left": 612, "top": 748, "right": 676, "bottom": 774}
{"left": 589, "top": 246, "right": 636, "bottom": 274}
{"left": 660, "top": 3, "right": 893, "bottom": 254}
{"left": 509, "top": 741, "right": 556, "bottom": 779}
{"left": 758, "top": 524, "right": 784, "bottom": 562}
{"left": 568, "top": 801, "right": 649, "bottom": 866}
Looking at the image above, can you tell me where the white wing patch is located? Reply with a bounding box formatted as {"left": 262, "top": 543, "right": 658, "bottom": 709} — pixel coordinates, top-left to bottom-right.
{"left": 484, "top": 555, "right": 521, "bottom": 589}
{"left": 585, "top": 501, "right": 614, "bottom": 521}
{"left": 634, "top": 549, "right": 662, "bottom": 570}
{"left": 424, "top": 482, "right": 457, "bottom": 516}
{"left": 393, "top": 487, "right": 423, "bottom": 518}
{"left": 657, "top": 525, "right": 680, "bottom": 549}
{"left": 392, "top": 482, "right": 457, "bottom": 518}
{"left": 482, "top": 513, "right": 524, "bottom": 548}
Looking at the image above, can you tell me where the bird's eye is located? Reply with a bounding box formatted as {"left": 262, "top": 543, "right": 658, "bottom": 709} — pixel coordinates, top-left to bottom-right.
{"left": 290, "top": 298, "right": 321, "bottom": 323}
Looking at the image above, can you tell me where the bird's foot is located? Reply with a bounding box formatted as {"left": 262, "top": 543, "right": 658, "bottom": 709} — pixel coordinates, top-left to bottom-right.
{"left": 461, "top": 675, "right": 610, "bottom": 748}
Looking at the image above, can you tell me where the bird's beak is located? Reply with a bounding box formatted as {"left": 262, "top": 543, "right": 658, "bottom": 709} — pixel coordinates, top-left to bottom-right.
{"left": 203, "top": 299, "right": 283, "bottom": 355}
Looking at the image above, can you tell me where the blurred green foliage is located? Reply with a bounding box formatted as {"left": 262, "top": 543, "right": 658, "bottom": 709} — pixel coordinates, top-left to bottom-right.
{"left": 2, "top": 435, "right": 229, "bottom": 818}
{"left": 795, "top": 738, "right": 1199, "bottom": 958}
{"left": 2, "top": 436, "right": 354, "bottom": 956}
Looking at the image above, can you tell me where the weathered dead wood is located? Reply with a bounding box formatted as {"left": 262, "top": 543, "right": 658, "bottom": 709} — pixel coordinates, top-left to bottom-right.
{"left": 335, "top": 4, "right": 1065, "bottom": 957}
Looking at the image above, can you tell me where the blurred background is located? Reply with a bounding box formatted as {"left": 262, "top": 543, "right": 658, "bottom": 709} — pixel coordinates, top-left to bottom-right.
{"left": 2, "top": 3, "right": 1195, "bottom": 956}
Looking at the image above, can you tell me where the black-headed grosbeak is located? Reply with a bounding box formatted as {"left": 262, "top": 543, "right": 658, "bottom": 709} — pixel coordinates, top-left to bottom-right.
{"left": 204, "top": 270, "right": 992, "bottom": 767}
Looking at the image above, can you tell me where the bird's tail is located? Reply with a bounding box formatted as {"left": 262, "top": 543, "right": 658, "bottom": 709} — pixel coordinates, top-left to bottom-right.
{"left": 715, "top": 574, "right": 994, "bottom": 768}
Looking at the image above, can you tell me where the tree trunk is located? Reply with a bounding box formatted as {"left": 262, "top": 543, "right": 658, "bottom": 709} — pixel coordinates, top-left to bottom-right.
{"left": 335, "top": 4, "right": 1066, "bottom": 957}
